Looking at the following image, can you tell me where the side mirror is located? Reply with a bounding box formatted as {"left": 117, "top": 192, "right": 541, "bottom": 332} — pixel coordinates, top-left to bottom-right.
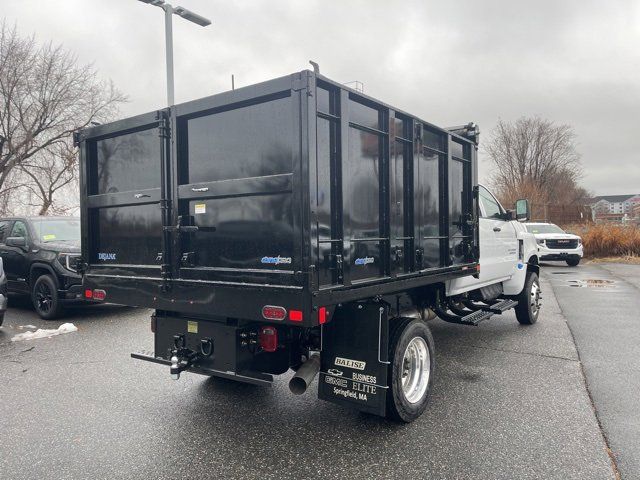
{"left": 515, "top": 199, "right": 530, "bottom": 222}
{"left": 6, "top": 236, "right": 27, "bottom": 248}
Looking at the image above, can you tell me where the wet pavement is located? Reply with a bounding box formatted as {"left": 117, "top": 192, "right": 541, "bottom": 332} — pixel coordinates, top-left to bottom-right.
{"left": 544, "top": 261, "right": 640, "bottom": 479}
{"left": 0, "top": 272, "right": 617, "bottom": 480}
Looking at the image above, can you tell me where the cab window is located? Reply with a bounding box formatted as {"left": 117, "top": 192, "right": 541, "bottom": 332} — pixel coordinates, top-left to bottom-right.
{"left": 479, "top": 186, "right": 502, "bottom": 219}
{"left": 10, "top": 220, "right": 28, "bottom": 239}
{"left": 0, "top": 221, "right": 10, "bottom": 243}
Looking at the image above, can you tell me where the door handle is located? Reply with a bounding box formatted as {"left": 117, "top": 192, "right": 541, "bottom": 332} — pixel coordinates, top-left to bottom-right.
{"left": 493, "top": 226, "right": 502, "bottom": 232}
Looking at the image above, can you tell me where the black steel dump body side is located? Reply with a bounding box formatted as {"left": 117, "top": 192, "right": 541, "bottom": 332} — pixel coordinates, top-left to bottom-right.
{"left": 78, "top": 70, "right": 478, "bottom": 326}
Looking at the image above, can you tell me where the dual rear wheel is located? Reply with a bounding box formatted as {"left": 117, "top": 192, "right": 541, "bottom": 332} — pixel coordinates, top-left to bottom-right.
{"left": 386, "top": 271, "right": 541, "bottom": 422}
{"left": 386, "top": 318, "right": 435, "bottom": 422}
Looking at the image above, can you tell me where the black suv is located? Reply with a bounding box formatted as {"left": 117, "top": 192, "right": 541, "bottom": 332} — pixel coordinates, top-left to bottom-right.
{"left": 0, "top": 216, "right": 84, "bottom": 319}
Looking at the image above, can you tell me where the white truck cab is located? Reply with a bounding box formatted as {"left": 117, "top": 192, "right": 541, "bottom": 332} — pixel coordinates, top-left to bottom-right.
{"left": 446, "top": 185, "right": 540, "bottom": 323}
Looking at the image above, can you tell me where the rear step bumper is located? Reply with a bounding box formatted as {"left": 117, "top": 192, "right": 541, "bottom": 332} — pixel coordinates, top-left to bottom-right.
{"left": 131, "top": 351, "right": 273, "bottom": 386}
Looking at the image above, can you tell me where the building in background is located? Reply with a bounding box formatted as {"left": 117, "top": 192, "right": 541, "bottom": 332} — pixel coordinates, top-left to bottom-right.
{"left": 589, "top": 194, "right": 640, "bottom": 224}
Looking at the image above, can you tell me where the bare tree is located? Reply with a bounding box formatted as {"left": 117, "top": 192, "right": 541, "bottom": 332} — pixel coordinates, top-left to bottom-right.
{"left": 485, "top": 117, "right": 586, "bottom": 205}
{"left": 0, "top": 21, "right": 126, "bottom": 214}
{"left": 20, "top": 143, "right": 78, "bottom": 215}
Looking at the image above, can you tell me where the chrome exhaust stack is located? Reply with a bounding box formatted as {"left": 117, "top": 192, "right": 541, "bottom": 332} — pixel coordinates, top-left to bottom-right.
{"left": 289, "top": 354, "right": 321, "bottom": 395}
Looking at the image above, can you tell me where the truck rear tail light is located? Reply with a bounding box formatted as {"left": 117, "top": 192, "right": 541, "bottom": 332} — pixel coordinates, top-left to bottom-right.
{"left": 84, "top": 289, "right": 93, "bottom": 299}
{"left": 289, "top": 309, "right": 303, "bottom": 322}
{"left": 262, "top": 305, "right": 286, "bottom": 321}
{"left": 259, "top": 326, "right": 278, "bottom": 352}
{"left": 92, "top": 289, "right": 107, "bottom": 301}
{"left": 318, "top": 307, "right": 327, "bottom": 325}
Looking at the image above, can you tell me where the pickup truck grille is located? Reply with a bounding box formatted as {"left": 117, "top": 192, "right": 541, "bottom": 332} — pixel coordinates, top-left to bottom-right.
{"left": 546, "top": 239, "right": 578, "bottom": 249}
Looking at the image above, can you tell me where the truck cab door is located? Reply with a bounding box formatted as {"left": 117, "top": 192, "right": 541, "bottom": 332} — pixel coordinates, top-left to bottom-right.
{"left": 0, "top": 220, "right": 12, "bottom": 281}
{"left": 3, "top": 220, "right": 31, "bottom": 292}
{"left": 478, "top": 186, "right": 517, "bottom": 281}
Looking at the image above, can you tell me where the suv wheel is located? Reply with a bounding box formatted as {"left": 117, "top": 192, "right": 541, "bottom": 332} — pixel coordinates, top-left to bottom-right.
{"left": 32, "top": 274, "right": 64, "bottom": 320}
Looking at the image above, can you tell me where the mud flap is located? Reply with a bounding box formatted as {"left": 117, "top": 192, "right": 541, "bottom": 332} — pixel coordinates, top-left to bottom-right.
{"left": 318, "top": 302, "right": 389, "bottom": 416}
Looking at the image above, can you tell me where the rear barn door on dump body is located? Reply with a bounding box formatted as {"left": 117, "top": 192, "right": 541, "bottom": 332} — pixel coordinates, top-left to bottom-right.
{"left": 83, "top": 112, "right": 165, "bottom": 276}
{"left": 175, "top": 90, "right": 299, "bottom": 285}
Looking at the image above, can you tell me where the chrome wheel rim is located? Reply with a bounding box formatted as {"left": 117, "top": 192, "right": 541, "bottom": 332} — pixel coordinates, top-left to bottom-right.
{"left": 401, "top": 337, "right": 430, "bottom": 404}
{"left": 530, "top": 280, "right": 541, "bottom": 317}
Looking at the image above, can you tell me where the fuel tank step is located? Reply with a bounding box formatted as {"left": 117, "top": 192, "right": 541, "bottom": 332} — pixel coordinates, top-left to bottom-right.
{"left": 482, "top": 299, "right": 518, "bottom": 314}
{"left": 459, "top": 309, "right": 494, "bottom": 326}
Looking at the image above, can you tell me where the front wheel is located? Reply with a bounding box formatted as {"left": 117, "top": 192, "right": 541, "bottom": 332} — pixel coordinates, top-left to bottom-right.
{"left": 0, "top": 312, "right": 4, "bottom": 327}
{"left": 386, "top": 318, "right": 435, "bottom": 422}
{"left": 515, "top": 271, "right": 541, "bottom": 325}
{"left": 32, "top": 275, "right": 64, "bottom": 320}
{"left": 566, "top": 257, "right": 580, "bottom": 267}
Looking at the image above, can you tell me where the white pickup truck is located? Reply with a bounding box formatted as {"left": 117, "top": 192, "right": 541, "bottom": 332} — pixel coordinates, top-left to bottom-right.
{"left": 444, "top": 184, "right": 541, "bottom": 326}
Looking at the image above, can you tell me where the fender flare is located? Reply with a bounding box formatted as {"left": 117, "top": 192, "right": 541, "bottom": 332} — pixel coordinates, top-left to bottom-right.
{"left": 29, "top": 263, "right": 59, "bottom": 288}
{"left": 526, "top": 255, "right": 539, "bottom": 276}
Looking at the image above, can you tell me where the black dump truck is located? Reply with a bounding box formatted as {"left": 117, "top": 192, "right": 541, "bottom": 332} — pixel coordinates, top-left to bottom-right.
{"left": 77, "top": 70, "right": 540, "bottom": 422}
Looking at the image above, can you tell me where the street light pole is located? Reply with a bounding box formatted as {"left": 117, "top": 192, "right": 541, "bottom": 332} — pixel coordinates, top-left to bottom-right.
{"left": 138, "top": 0, "right": 211, "bottom": 107}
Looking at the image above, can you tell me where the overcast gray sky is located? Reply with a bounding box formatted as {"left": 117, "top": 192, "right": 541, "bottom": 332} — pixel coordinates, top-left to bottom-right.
{"left": 4, "top": 0, "right": 639, "bottom": 195}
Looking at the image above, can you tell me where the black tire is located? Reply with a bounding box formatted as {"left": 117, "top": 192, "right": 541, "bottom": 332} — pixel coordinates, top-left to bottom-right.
{"left": 32, "top": 274, "right": 64, "bottom": 320}
{"left": 566, "top": 257, "right": 580, "bottom": 267}
{"left": 386, "top": 318, "right": 435, "bottom": 423}
{"left": 515, "top": 271, "right": 541, "bottom": 325}
{"left": 0, "top": 312, "right": 4, "bottom": 327}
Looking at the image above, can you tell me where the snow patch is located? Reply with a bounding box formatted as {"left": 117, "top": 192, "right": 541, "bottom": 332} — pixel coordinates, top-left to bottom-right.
{"left": 18, "top": 325, "right": 38, "bottom": 330}
{"left": 11, "top": 323, "right": 78, "bottom": 342}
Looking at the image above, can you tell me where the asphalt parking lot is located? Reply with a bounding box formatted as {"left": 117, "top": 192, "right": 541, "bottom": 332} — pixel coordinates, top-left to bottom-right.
{"left": 0, "top": 268, "right": 624, "bottom": 480}
{"left": 545, "top": 262, "right": 640, "bottom": 480}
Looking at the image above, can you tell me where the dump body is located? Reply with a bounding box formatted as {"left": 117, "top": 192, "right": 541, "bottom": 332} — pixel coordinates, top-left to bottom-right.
{"left": 78, "top": 70, "right": 479, "bottom": 326}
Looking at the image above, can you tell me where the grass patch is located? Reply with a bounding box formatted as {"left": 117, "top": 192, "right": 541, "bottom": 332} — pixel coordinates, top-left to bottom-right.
{"left": 567, "top": 224, "right": 640, "bottom": 258}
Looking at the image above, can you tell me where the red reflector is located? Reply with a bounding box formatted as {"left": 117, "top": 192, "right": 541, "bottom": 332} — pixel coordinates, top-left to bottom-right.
{"left": 319, "top": 307, "right": 327, "bottom": 325}
{"left": 262, "top": 305, "right": 286, "bottom": 321}
{"left": 259, "top": 326, "right": 278, "bottom": 352}
{"left": 476, "top": 264, "right": 481, "bottom": 272}
{"left": 93, "top": 289, "right": 106, "bottom": 301}
{"left": 84, "top": 289, "right": 93, "bottom": 299}
{"left": 289, "top": 309, "right": 303, "bottom": 322}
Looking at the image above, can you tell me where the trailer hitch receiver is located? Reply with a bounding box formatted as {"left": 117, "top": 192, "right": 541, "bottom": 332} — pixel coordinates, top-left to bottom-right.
{"left": 169, "top": 334, "right": 214, "bottom": 380}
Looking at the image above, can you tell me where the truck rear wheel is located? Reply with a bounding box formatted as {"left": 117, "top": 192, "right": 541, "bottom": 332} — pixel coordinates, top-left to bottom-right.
{"left": 515, "top": 271, "right": 541, "bottom": 325}
{"left": 386, "top": 318, "right": 435, "bottom": 423}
